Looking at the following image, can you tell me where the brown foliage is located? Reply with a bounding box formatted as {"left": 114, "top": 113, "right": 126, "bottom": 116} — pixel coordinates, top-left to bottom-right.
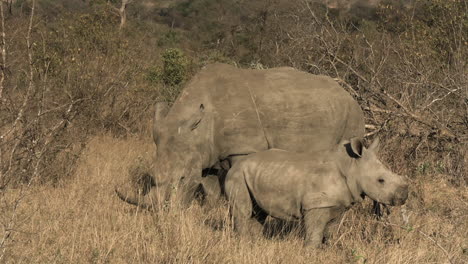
{"left": 0, "top": 0, "right": 466, "bottom": 261}
{"left": 166, "top": 0, "right": 467, "bottom": 183}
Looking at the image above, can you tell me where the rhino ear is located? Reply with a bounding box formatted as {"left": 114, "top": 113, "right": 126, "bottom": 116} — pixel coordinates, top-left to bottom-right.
{"left": 190, "top": 104, "right": 205, "bottom": 131}
{"left": 350, "top": 137, "right": 363, "bottom": 157}
{"left": 154, "top": 102, "right": 170, "bottom": 123}
{"left": 153, "top": 102, "right": 169, "bottom": 143}
{"left": 368, "top": 137, "right": 380, "bottom": 153}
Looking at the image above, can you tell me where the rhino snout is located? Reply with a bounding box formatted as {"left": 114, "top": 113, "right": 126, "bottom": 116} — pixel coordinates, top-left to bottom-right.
{"left": 391, "top": 185, "right": 408, "bottom": 206}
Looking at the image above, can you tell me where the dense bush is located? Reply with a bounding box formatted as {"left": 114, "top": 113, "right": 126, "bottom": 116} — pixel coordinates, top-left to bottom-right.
{"left": 0, "top": 0, "right": 466, "bottom": 185}
{"left": 0, "top": 1, "right": 466, "bottom": 262}
{"left": 161, "top": 0, "right": 467, "bottom": 184}
{"left": 0, "top": 3, "right": 161, "bottom": 185}
{"left": 161, "top": 48, "right": 188, "bottom": 86}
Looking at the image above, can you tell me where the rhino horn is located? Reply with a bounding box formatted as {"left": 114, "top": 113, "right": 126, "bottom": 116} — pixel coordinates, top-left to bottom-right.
{"left": 115, "top": 187, "right": 158, "bottom": 210}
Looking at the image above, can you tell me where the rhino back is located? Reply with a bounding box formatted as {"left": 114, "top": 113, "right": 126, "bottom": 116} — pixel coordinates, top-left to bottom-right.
{"left": 168, "top": 64, "right": 365, "bottom": 157}
{"left": 253, "top": 68, "right": 365, "bottom": 152}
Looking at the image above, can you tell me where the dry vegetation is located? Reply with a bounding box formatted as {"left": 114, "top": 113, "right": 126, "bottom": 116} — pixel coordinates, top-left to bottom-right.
{"left": 0, "top": 0, "right": 467, "bottom": 263}
{"left": 1, "top": 135, "right": 466, "bottom": 263}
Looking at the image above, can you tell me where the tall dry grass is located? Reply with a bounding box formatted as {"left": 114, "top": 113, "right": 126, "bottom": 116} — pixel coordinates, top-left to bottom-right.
{"left": 2, "top": 135, "right": 466, "bottom": 263}
{"left": 0, "top": 1, "right": 465, "bottom": 263}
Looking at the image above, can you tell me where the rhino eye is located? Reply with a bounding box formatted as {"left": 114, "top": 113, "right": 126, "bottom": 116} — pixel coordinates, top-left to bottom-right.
{"left": 378, "top": 179, "right": 385, "bottom": 184}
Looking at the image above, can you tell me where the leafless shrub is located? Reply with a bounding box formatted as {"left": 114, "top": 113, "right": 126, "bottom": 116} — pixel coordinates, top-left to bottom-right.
{"left": 0, "top": 1, "right": 166, "bottom": 257}
{"left": 0, "top": 0, "right": 465, "bottom": 261}
{"left": 108, "top": 0, "right": 134, "bottom": 30}
{"left": 242, "top": 0, "right": 467, "bottom": 183}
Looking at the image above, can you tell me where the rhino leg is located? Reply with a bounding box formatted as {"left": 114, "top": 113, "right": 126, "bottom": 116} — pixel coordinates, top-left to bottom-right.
{"left": 198, "top": 174, "right": 222, "bottom": 206}
{"left": 176, "top": 177, "right": 203, "bottom": 208}
{"left": 303, "top": 208, "right": 334, "bottom": 248}
{"left": 225, "top": 172, "right": 263, "bottom": 238}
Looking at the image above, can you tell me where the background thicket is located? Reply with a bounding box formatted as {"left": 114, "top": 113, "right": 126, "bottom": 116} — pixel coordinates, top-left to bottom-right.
{"left": 0, "top": 0, "right": 466, "bottom": 263}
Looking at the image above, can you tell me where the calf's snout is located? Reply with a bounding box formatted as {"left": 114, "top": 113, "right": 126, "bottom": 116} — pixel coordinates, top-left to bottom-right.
{"left": 391, "top": 184, "right": 409, "bottom": 206}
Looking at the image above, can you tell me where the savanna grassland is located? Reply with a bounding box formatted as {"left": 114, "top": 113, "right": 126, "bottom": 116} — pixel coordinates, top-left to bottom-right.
{"left": 3, "top": 135, "right": 467, "bottom": 263}
{"left": 1, "top": 0, "right": 467, "bottom": 263}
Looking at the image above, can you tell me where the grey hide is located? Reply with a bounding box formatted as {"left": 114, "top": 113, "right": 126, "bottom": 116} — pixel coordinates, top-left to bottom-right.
{"left": 116, "top": 63, "right": 365, "bottom": 209}
{"left": 224, "top": 137, "right": 408, "bottom": 248}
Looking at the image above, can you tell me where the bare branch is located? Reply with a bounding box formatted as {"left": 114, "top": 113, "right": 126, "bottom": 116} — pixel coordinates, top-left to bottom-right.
{"left": 108, "top": 0, "right": 134, "bottom": 30}
{"left": 0, "top": 0, "right": 36, "bottom": 141}
{"left": 0, "top": 0, "right": 6, "bottom": 194}
{"left": 422, "top": 87, "right": 461, "bottom": 110}
{"left": 363, "top": 105, "right": 393, "bottom": 114}
{"left": 364, "top": 119, "right": 390, "bottom": 138}
{"left": 30, "top": 101, "right": 77, "bottom": 184}
{"left": 0, "top": 1, "right": 36, "bottom": 260}
{"left": 320, "top": 35, "right": 456, "bottom": 139}
{"left": 0, "top": 0, "right": 6, "bottom": 100}
{"left": 333, "top": 78, "right": 359, "bottom": 97}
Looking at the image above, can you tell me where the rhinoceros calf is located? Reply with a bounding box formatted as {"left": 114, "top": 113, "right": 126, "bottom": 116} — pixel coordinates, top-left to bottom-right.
{"left": 224, "top": 137, "right": 408, "bottom": 247}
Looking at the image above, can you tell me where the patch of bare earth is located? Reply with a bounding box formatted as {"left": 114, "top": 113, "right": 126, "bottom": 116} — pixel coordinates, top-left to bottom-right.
{"left": 3, "top": 135, "right": 466, "bottom": 263}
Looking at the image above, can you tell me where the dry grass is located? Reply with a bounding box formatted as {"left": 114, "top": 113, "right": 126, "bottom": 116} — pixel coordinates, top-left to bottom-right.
{"left": 2, "top": 135, "right": 466, "bottom": 263}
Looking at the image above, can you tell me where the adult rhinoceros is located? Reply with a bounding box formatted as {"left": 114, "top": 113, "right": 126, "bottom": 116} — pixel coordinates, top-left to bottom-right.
{"left": 116, "top": 63, "right": 365, "bottom": 209}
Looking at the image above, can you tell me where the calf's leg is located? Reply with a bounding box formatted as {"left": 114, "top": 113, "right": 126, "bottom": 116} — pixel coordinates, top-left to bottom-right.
{"left": 303, "top": 208, "right": 334, "bottom": 248}
{"left": 225, "top": 172, "right": 262, "bottom": 238}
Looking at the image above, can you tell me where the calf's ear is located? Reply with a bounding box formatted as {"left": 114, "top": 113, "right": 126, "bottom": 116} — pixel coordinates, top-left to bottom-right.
{"left": 350, "top": 137, "right": 363, "bottom": 157}
{"left": 155, "top": 102, "right": 170, "bottom": 123}
{"left": 368, "top": 137, "right": 380, "bottom": 153}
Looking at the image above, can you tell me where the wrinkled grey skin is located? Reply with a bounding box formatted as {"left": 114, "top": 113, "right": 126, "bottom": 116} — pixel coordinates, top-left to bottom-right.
{"left": 116, "top": 63, "right": 365, "bottom": 209}
{"left": 224, "top": 137, "right": 408, "bottom": 248}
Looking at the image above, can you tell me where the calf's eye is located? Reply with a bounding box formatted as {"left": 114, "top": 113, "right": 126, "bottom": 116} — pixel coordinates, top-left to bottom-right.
{"left": 378, "top": 179, "right": 385, "bottom": 184}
